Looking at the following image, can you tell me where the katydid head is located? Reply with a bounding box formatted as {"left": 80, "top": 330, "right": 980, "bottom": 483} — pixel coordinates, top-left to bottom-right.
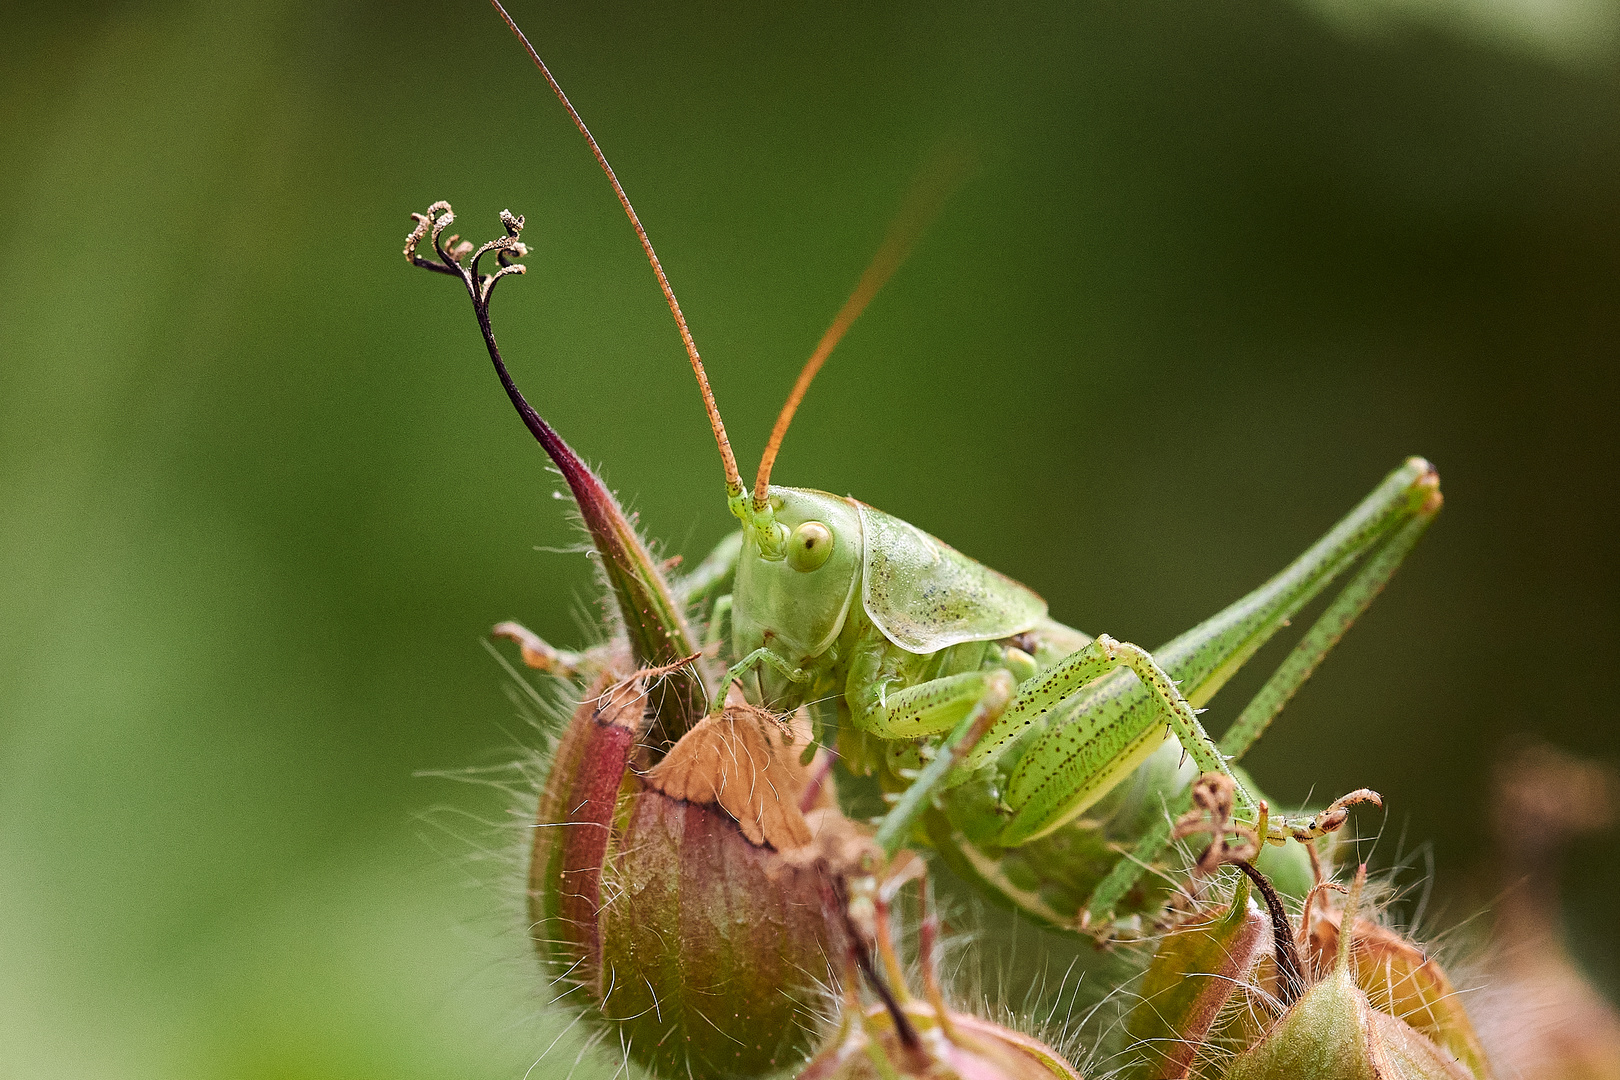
{"left": 732, "top": 487, "right": 863, "bottom": 662}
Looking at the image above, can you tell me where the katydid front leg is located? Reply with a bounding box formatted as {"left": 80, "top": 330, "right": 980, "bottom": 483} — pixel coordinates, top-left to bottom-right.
{"left": 712, "top": 646, "right": 811, "bottom": 714}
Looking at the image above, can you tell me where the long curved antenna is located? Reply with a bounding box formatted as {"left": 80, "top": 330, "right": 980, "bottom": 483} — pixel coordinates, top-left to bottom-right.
{"left": 751, "top": 146, "right": 970, "bottom": 510}
{"left": 491, "top": 0, "right": 744, "bottom": 501}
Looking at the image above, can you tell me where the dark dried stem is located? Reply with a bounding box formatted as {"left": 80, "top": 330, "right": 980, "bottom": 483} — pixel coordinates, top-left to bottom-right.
{"left": 856, "top": 941, "right": 920, "bottom": 1051}
{"left": 833, "top": 879, "right": 921, "bottom": 1052}
{"left": 1236, "top": 860, "right": 1306, "bottom": 1007}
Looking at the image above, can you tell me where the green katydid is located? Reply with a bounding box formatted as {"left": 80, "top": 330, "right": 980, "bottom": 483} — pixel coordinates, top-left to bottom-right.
{"left": 470, "top": 0, "right": 1441, "bottom": 932}
{"left": 684, "top": 404, "right": 1434, "bottom": 930}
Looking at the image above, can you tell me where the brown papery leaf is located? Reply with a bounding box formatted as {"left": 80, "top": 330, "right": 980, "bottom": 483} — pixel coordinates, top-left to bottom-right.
{"left": 646, "top": 700, "right": 816, "bottom": 850}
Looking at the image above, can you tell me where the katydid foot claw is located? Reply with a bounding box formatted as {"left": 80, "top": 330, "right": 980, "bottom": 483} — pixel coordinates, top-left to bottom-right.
{"left": 1172, "top": 775, "right": 1382, "bottom": 874}
{"left": 1285, "top": 787, "right": 1383, "bottom": 841}
{"left": 709, "top": 647, "right": 811, "bottom": 716}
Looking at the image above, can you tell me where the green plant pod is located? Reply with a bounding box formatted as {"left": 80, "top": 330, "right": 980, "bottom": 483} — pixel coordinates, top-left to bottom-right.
{"left": 1118, "top": 858, "right": 1493, "bottom": 1080}
{"left": 1123, "top": 881, "right": 1270, "bottom": 1079}
{"left": 494, "top": 370, "right": 704, "bottom": 749}
{"left": 1307, "top": 915, "right": 1494, "bottom": 1080}
{"left": 1224, "top": 964, "right": 1471, "bottom": 1080}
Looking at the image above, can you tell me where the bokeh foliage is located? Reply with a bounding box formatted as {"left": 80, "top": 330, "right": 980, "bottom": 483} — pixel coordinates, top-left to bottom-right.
{"left": 3, "top": 2, "right": 1618, "bottom": 1077}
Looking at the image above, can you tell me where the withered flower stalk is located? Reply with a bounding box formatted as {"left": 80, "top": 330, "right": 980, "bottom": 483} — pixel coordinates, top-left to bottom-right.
{"left": 405, "top": 203, "right": 703, "bottom": 750}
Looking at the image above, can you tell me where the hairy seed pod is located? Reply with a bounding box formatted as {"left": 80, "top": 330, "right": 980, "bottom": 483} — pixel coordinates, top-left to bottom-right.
{"left": 1226, "top": 867, "right": 1489, "bottom": 1080}
{"left": 799, "top": 863, "right": 1084, "bottom": 1080}
{"left": 530, "top": 676, "right": 848, "bottom": 1079}
{"left": 1124, "top": 879, "right": 1274, "bottom": 1079}
{"left": 1123, "top": 864, "right": 1495, "bottom": 1080}
{"left": 1305, "top": 913, "right": 1493, "bottom": 1078}
{"left": 1225, "top": 961, "right": 1473, "bottom": 1080}
{"left": 800, "top": 1001, "right": 1083, "bottom": 1080}
{"left": 405, "top": 199, "right": 861, "bottom": 1075}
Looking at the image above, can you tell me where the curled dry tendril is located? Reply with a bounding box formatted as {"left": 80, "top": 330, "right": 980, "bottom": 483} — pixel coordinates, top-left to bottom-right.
{"left": 405, "top": 201, "right": 529, "bottom": 308}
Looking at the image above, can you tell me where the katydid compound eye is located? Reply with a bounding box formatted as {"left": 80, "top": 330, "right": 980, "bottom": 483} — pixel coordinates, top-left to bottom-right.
{"left": 787, "top": 521, "right": 834, "bottom": 572}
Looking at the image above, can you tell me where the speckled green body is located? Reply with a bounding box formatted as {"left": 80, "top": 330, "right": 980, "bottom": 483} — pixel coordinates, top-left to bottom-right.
{"left": 707, "top": 460, "right": 1440, "bottom": 930}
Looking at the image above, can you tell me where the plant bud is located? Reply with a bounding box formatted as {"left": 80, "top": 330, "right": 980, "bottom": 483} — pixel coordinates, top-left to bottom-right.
{"left": 419, "top": 222, "right": 861, "bottom": 1076}
{"left": 1225, "top": 962, "right": 1471, "bottom": 1080}
{"left": 1305, "top": 913, "right": 1493, "bottom": 1078}
{"left": 530, "top": 675, "right": 847, "bottom": 1079}
{"left": 800, "top": 863, "right": 1084, "bottom": 1080}
{"left": 800, "top": 1000, "right": 1083, "bottom": 1080}
{"left": 1123, "top": 862, "right": 1494, "bottom": 1080}
{"left": 1225, "top": 867, "right": 1485, "bottom": 1080}
{"left": 1124, "top": 880, "right": 1272, "bottom": 1079}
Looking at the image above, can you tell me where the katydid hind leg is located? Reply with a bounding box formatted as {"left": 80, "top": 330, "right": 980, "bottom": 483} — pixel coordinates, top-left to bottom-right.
{"left": 986, "top": 458, "right": 1437, "bottom": 839}
{"left": 1156, "top": 456, "right": 1440, "bottom": 712}
{"left": 964, "top": 459, "right": 1437, "bottom": 775}
{"left": 1215, "top": 503, "right": 1438, "bottom": 761}
{"left": 1081, "top": 464, "right": 1442, "bottom": 921}
{"left": 994, "top": 635, "right": 1255, "bottom": 849}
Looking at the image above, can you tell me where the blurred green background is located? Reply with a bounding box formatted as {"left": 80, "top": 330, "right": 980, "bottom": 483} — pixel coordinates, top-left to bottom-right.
{"left": 4, "top": 1, "right": 1619, "bottom": 1076}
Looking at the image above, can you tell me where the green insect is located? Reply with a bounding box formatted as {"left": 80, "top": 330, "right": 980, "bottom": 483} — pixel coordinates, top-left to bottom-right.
{"left": 452, "top": 1, "right": 1442, "bottom": 934}
{"left": 685, "top": 387, "right": 1435, "bottom": 930}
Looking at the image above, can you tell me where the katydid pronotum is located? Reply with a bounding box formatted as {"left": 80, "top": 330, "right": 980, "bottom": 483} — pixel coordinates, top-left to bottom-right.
{"left": 421, "top": 1, "right": 1441, "bottom": 934}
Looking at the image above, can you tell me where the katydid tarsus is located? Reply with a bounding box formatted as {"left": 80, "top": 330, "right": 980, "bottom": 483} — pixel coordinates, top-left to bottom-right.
{"left": 464, "top": 0, "right": 1442, "bottom": 932}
